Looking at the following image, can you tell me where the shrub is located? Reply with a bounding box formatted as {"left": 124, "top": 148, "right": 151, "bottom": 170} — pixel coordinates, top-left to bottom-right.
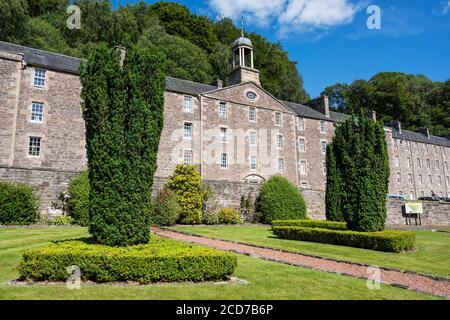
{"left": 271, "top": 219, "right": 347, "bottom": 230}
{"left": 167, "top": 165, "right": 203, "bottom": 224}
{"left": 152, "top": 186, "right": 181, "bottom": 226}
{"left": 217, "top": 208, "right": 241, "bottom": 224}
{"left": 240, "top": 194, "right": 260, "bottom": 223}
{"left": 18, "top": 236, "right": 237, "bottom": 283}
{"left": 49, "top": 215, "right": 73, "bottom": 226}
{"left": 257, "top": 176, "right": 306, "bottom": 223}
{"left": 0, "top": 181, "right": 39, "bottom": 225}
{"left": 202, "top": 211, "right": 219, "bottom": 225}
{"left": 272, "top": 226, "right": 415, "bottom": 253}
{"left": 202, "top": 185, "right": 219, "bottom": 214}
{"left": 67, "top": 171, "right": 90, "bottom": 226}
{"left": 81, "top": 45, "right": 166, "bottom": 246}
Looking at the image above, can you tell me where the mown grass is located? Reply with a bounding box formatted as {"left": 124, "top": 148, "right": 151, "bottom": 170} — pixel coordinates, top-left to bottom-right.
{"left": 170, "top": 225, "right": 450, "bottom": 278}
{"left": 0, "top": 227, "right": 441, "bottom": 300}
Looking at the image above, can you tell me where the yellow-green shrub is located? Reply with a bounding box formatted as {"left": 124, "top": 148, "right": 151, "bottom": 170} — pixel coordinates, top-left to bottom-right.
{"left": 217, "top": 208, "right": 241, "bottom": 224}
{"left": 18, "top": 236, "right": 237, "bottom": 283}
{"left": 167, "top": 165, "right": 203, "bottom": 224}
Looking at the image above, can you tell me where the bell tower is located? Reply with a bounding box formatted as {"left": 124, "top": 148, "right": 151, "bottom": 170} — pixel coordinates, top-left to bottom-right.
{"left": 229, "top": 21, "right": 260, "bottom": 86}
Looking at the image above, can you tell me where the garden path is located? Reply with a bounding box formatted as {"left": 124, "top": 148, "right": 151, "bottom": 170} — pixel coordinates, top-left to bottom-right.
{"left": 153, "top": 227, "right": 450, "bottom": 298}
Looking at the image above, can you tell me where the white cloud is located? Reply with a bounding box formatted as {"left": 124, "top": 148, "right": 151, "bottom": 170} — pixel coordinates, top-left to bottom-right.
{"left": 443, "top": 1, "right": 450, "bottom": 14}
{"left": 208, "top": 0, "right": 361, "bottom": 33}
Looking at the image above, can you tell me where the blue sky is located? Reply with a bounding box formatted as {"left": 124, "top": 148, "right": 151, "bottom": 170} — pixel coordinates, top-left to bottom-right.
{"left": 117, "top": 0, "right": 450, "bottom": 97}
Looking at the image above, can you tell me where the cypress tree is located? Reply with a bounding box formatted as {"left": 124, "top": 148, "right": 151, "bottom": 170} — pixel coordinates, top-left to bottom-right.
{"left": 326, "top": 115, "right": 389, "bottom": 232}
{"left": 81, "top": 45, "right": 165, "bottom": 246}
{"left": 325, "top": 142, "right": 343, "bottom": 221}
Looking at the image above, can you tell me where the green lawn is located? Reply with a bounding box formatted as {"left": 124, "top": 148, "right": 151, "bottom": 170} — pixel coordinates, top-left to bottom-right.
{"left": 170, "top": 225, "right": 450, "bottom": 278}
{"left": 0, "top": 227, "right": 441, "bottom": 300}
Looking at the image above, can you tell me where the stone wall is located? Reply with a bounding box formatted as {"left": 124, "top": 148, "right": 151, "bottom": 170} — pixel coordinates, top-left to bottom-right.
{"left": 386, "top": 199, "right": 450, "bottom": 226}
{"left": 0, "top": 166, "right": 79, "bottom": 216}
{"left": 300, "top": 188, "right": 326, "bottom": 220}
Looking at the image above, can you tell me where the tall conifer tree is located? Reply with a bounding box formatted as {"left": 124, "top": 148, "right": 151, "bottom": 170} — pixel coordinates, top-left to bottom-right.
{"left": 81, "top": 44, "right": 165, "bottom": 246}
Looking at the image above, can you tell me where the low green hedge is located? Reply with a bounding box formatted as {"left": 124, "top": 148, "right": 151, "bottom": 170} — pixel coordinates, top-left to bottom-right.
{"left": 272, "top": 226, "right": 415, "bottom": 253}
{"left": 18, "top": 236, "right": 237, "bottom": 283}
{"left": 271, "top": 219, "right": 347, "bottom": 230}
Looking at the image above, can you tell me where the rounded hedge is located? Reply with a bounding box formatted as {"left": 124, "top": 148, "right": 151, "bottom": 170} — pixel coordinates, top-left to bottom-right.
{"left": 152, "top": 186, "right": 181, "bottom": 226}
{"left": 0, "top": 181, "right": 39, "bottom": 225}
{"left": 67, "top": 171, "right": 90, "bottom": 226}
{"left": 257, "top": 176, "right": 307, "bottom": 223}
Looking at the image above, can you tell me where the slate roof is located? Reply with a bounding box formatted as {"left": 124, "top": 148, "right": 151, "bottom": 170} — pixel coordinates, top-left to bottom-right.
{"left": 330, "top": 111, "right": 351, "bottom": 123}
{"left": 165, "top": 76, "right": 218, "bottom": 96}
{"left": 281, "top": 100, "right": 332, "bottom": 121}
{"left": 0, "top": 41, "right": 81, "bottom": 74}
{"left": 1, "top": 41, "right": 449, "bottom": 147}
{"left": 390, "top": 127, "right": 450, "bottom": 147}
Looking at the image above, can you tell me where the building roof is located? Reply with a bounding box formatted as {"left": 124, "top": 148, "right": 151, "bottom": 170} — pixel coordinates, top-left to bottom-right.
{"left": 233, "top": 36, "right": 253, "bottom": 48}
{"left": 165, "top": 76, "right": 218, "bottom": 96}
{"left": 390, "top": 127, "right": 450, "bottom": 147}
{"left": 0, "top": 41, "right": 81, "bottom": 74}
{"left": 281, "top": 100, "right": 332, "bottom": 121}
{"left": 1, "top": 41, "right": 448, "bottom": 148}
{"left": 330, "top": 111, "right": 351, "bottom": 123}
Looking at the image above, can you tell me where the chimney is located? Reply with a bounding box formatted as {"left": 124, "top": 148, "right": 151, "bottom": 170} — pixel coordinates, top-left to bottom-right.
{"left": 417, "top": 127, "right": 430, "bottom": 139}
{"left": 306, "top": 94, "right": 330, "bottom": 118}
{"left": 216, "top": 79, "right": 223, "bottom": 89}
{"left": 366, "top": 110, "right": 377, "bottom": 121}
{"left": 387, "top": 120, "right": 402, "bottom": 133}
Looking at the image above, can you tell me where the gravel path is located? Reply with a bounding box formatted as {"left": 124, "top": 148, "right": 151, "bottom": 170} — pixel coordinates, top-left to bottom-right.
{"left": 153, "top": 227, "right": 450, "bottom": 298}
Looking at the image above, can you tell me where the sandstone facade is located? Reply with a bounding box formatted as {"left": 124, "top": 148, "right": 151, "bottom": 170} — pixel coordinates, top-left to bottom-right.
{"left": 0, "top": 40, "right": 449, "bottom": 224}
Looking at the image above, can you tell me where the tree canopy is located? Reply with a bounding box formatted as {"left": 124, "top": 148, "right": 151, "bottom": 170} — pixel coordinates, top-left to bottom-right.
{"left": 324, "top": 72, "right": 450, "bottom": 137}
{"left": 1, "top": 0, "right": 309, "bottom": 103}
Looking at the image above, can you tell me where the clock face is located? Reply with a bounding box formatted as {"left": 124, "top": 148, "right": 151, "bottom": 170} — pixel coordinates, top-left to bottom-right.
{"left": 246, "top": 91, "right": 257, "bottom": 100}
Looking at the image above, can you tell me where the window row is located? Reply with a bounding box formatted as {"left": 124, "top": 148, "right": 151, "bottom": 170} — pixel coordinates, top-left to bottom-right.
{"left": 298, "top": 117, "right": 327, "bottom": 134}
{"left": 184, "top": 97, "right": 284, "bottom": 127}
{"left": 394, "top": 139, "right": 442, "bottom": 155}
{"left": 398, "top": 191, "right": 449, "bottom": 200}
{"left": 299, "top": 160, "right": 327, "bottom": 176}
{"left": 182, "top": 151, "right": 284, "bottom": 172}
{"left": 394, "top": 156, "right": 448, "bottom": 171}
{"left": 396, "top": 172, "right": 449, "bottom": 186}
{"left": 298, "top": 138, "right": 327, "bottom": 155}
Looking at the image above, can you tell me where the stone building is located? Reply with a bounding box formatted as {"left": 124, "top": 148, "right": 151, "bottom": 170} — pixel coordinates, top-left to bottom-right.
{"left": 0, "top": 38, "right": 449, "bottom": 219}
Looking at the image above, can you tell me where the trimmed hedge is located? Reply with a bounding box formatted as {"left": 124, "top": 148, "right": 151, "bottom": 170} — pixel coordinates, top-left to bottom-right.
{"left": 271, "top": 220, "right": 347, "bottom": 230}
{"left": 0, "top": 181, "right": 39, "bottom": 225}
{"left": 18, "top": 236, "right": 237, "bottom": 283}
{"left": 272, "top": 226, "right": 415, "bottom": 253}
